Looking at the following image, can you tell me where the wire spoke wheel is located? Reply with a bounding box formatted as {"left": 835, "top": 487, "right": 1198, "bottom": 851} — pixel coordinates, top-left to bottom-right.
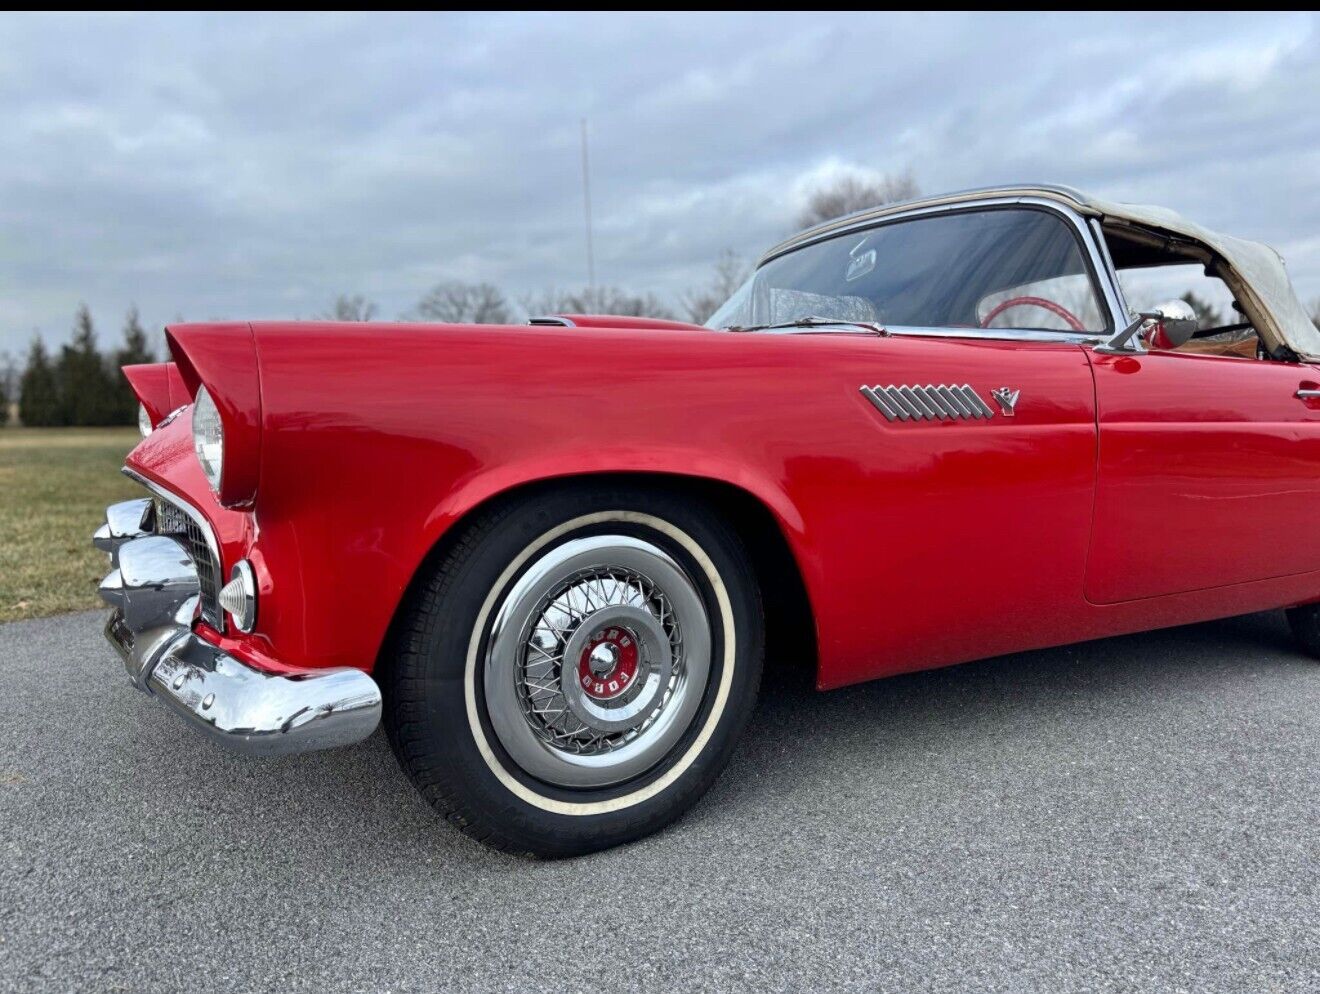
{"left": 483, "top": 534, "right": 712, "bottom": 788}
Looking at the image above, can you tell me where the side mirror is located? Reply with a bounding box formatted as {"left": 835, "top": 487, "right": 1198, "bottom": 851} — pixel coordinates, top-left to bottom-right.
{"left": 1142, "top": 299, "right": 1198, "bottom": 350}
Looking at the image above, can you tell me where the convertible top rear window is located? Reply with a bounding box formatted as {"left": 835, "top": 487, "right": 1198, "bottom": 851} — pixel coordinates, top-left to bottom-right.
{"left": 708, "top": 207, "right": 1107, "bottom": 334}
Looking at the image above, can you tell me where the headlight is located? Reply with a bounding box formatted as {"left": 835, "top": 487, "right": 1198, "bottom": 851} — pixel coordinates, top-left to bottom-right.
{"left": 192, "top": 386, "right": 224, "bottom": 492}
{"left": 137, "top": 403, "right": 153, "bottom": 438}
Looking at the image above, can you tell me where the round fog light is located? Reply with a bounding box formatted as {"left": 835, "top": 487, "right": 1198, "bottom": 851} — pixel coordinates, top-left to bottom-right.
{"left": 219, "top": 559, "right": 257, "bottom": 633}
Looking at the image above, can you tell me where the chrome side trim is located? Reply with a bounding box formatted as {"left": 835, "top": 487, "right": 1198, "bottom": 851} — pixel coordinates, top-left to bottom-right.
{"left": 122, "top": 467, "right": 225, "bottom": 633}
{"left": 861, "top": 384, "right": 995, "bottom": 422}
{"left": 882, "top": 325, "right": 1100, "bottom": 345}
{"left": 528, "top": 315, "right": 576, "bottom": 327}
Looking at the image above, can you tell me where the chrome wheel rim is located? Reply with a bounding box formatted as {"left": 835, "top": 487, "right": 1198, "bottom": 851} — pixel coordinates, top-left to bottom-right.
{"left": 483, "top": 534, "right": 712, "bottom": 788}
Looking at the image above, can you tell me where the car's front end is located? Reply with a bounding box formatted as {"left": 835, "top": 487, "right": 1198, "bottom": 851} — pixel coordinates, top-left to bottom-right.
{"left": 94, "top": 354, "right": 381, "bottom": 757}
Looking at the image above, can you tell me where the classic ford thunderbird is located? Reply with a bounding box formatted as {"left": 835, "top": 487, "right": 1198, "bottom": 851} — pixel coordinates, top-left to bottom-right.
{"left": 95, "top": 184, "right": 1320, "bottom": 855}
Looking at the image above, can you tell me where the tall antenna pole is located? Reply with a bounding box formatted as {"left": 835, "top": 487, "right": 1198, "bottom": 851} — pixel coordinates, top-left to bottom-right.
{"left": 580, "top": 117, "right": 596, "bottom": 294}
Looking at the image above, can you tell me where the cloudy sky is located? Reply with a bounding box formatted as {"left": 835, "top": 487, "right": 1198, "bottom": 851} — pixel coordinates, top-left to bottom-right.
{"left": 2, "top": 11, "right": 1319, "bottom": 355}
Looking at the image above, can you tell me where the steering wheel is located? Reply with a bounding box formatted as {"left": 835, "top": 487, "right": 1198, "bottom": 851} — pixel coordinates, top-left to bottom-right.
{"left": 980, "top": 295, "right": 1086, "bottom": 333}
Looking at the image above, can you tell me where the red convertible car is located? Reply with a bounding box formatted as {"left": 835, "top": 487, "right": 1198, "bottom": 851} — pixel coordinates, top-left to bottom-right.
{"left": 95, "top": 185, "right": 1320, "bottom": 855}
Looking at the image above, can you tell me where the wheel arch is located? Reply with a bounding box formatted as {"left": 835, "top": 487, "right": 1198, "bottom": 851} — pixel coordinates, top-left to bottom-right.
{"left": 377, "top": 470, "right": 819, "bottom": 685}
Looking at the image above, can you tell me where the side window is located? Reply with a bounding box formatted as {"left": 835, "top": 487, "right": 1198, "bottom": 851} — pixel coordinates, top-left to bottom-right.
{"left": 977, "top": 274, "right": 1107, "bottom": 334}
{"left": 749, "top": 207, "right": 1109, "bottom": 333}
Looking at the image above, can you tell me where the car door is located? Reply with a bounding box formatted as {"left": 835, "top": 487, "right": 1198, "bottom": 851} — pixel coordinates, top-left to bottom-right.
{"left": 742, "top": 201, "right": 1114, "bottom": 685}
{"left": 819, "top": 333, "right": 1099, "bottom": 685}
{"left": 1085, "top": 349, "right": 1320, "bottom": 603}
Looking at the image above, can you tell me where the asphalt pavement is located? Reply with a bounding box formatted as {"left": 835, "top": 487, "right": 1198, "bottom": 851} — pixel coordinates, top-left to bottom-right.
{"left": 1, "top": 609, "right": 1317, "bottom": 993}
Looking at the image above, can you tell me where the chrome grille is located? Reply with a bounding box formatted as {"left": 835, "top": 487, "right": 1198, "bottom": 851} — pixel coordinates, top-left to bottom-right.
{"left": 152, "top": 495, "right": 223, "bottom": 629}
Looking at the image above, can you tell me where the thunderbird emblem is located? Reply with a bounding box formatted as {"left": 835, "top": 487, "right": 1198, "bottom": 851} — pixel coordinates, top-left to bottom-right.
{"left": 990, "top": 387, "right": 1020, "bottom": 417}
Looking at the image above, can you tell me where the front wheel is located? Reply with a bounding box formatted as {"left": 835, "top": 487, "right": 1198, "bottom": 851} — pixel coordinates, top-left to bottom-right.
{"left": 383, "top": 484, "right": 764, "bottom": 856}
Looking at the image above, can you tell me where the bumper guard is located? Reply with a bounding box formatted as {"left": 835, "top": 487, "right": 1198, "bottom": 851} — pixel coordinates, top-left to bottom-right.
{"left": 95, "top": 499, "right": 381, "bottom": 756}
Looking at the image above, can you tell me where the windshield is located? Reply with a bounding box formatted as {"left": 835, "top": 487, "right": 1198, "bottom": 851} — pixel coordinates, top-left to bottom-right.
{"left": 706, "top": 207, "right": 1108, "bottom": 335}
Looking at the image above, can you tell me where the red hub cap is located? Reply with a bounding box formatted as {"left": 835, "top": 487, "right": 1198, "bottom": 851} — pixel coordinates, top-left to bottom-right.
{"left": 577, "top": 626, "right": 640, "bottom": 701}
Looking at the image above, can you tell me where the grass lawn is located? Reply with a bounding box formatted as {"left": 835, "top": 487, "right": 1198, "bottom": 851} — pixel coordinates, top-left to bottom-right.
{"left": 0, "top": 427, "right": 142, "bottom": 623}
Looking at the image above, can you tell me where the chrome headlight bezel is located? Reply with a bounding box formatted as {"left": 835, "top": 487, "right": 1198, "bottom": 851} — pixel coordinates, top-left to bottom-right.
{"left": 192, "top": 387, "right": 224, "bottom": 492}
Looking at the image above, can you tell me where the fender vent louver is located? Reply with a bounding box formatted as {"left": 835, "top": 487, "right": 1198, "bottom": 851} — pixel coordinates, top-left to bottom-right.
{"left": 860, "top": 384, "right": 995, "bottom": 422}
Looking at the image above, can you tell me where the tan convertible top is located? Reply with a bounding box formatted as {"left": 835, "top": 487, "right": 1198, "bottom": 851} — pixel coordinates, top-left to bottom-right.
{"left": 764, "top": 184, "right": 1320, "bottom": 361}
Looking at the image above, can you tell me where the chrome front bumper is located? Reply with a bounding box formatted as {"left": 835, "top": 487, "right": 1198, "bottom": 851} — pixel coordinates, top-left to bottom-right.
{"left": 94, "top": 497, "right": 381, "bottom": 757}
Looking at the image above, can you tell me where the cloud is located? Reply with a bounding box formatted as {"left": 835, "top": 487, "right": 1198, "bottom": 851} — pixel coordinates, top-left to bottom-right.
{"left": 1, "top": 11, "right": 1318, "bottom": 354}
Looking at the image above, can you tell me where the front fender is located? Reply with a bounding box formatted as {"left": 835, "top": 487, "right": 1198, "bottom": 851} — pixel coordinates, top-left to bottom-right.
{"left": 426, "top": 447, "right": 807, "bottom": 550}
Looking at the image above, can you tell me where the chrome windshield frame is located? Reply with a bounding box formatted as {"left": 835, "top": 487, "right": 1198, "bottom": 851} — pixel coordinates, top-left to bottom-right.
{"left": 748, "top": 195, "right": 1128, "bottom": 346}
{"left": 884, "top": 325, "right": 1103, "bottom": 346}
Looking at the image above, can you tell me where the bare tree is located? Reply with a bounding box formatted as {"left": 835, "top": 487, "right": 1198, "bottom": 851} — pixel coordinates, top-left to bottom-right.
{"left": 524, "top": 286, "right": 676, "bottom": 320}
{"left": 681, "top": 251, "right": 751, "bottom": 325}
{"left": 796, "top": 169, "right": 918, "bottom": 229}
{"left": 413, "top": 281, "right": 512, "bottom": 324}
{"left": 1311, "top": 297, "right": 1320, "bottom": 331}
{"left": 321, "top": 294, "right": 379, "bottom": 322}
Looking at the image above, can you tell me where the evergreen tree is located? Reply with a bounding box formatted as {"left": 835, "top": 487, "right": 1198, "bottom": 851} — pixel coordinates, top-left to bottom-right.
{"left": 0, "top": 352, "right": 14, "bottom": 423}
{"left": 18, "top": 338, "right": 63, "bottom": 427}
{"left": 113, "top": 306, "right": 156, "bottom": 422}
{"left": 1179, "top": 290, "right": 1224, "bottom": 331}
{"left": 56, "top": 304, "right": 119, "bottom": 425}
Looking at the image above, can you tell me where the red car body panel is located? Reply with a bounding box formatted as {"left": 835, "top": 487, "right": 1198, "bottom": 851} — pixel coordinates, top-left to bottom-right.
{"left": 1088, "top": 351, "right": 1320, "bottom": 603}
{"left": 124, "top": 319, "right": 1320, "bottom": 692}
{"left": 122, "top": 362, "right": 189, "bottom": 427}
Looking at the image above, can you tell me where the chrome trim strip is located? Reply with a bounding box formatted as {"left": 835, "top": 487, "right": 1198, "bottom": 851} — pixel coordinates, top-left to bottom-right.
{"left": 122, "top": 467, "right": 225, "bottom": 633}
{"left": 966, "top": 386, "right": 995, "bottom": 418}
{"left": 907, "top": 385, "right": 942, "bottom": 420}
{"left": 761, "top": 184, "right": 1094, "bottom": 262}
{"left": 1090, "top": 216, "right": 1132, "bottom": 324}
{"left": 937, "top": 385, "right": 973, "bottom": 418}
{"left": 860, "top": 386, "right": 901, "bottom": 421}
{"left": 891, "top": 386, "right": 923, "bottom": 420}
{"left": 882, "top": 325, "right": 1101, "bottom": 346}
{"left": 528, "top": 315, "right": 576, "bottom": 327}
